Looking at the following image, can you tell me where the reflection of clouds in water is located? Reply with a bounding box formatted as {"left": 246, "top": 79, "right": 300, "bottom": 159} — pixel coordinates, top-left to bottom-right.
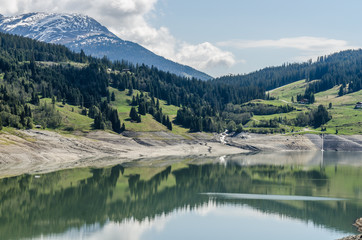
{"left": 31, "top": 215, "right": 169, "bottom": 240}
{"left": 192, "top": 199, "right": 288, "bottom": 221}
{"left": 86, "top": 216, "right": 168, "bottom": 240}
{"left": 31, "top": 200, "right": 219, "bottom": 240}
{"left": 219, "top": 155, "right": 226, "bottom": 166}
{"left": 193, "top": 199, "right": 217, "bottom": 216}
{"left": 30, "top": 200, "right": 347, "bottom": 240}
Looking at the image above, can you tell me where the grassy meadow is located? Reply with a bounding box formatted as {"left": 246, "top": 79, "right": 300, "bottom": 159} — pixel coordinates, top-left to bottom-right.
{"left": 249, "top": 79, "right": 362, "bottom": 135}
{"left": 27, "top": 87, "right": 189, "bottom": 135}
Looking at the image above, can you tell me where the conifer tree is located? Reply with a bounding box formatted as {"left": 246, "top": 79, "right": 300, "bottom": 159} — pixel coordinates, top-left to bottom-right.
{"left": 138, "top": 103, "right": 146, "bottom": 115}
{"left": 130, "top": 107, "right": 141, "bottom": 122}
{"left": 128, "top": 87, "right": 133, "bottom": 96}
{"left": 94, "top": 112, "right": 104, "bottom": 129}
{"left": 338, "top": 85, "right": 344, "bottom": 96}
{"left": 121, "top": 123, "right": 126, "bottom": 132}
{"left": 166, "top": 116, "right": 172, "bottom": 130}
{"left": 156, "top": 99, "right": 160, "bottom": 110}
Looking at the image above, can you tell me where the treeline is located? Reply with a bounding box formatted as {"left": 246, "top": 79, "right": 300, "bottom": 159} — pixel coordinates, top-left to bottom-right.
{"left": 237, "top": 103, "right": 294, "bottom": 115}
{"left": 213, "top": 62, "right": 311, "bottom": 90}
{"left": 213, "top": 49, "right": 362, "bottom": 97}
{"left": 305, "top": 50, "right": 362, "bottom": 97}
{"left": 0, "top": 32, "right": 87, "bottom": 63}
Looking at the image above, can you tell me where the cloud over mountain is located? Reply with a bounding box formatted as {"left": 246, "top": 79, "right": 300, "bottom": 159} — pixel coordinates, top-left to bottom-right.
{"left": 0, "top": 0, "right": 235, "bottom": 75}
{"left": 175, "top": 42, "right": 235, "bottom": 70}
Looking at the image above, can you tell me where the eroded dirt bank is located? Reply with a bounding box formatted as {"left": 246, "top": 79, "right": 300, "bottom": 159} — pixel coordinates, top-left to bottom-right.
{"left": 0, "top": 130, "right": 361, "bottom": 177}
{"left": 0, "top": 130, "right": 244, "bottom": 177}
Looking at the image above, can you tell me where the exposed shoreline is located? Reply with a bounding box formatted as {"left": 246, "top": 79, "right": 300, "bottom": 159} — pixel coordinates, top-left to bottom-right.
{"left": 1, "top": 129, "right": 362, "bottom": 240}
{"left": 0, "top": 129, "right": 362, "bottom": 177}
{"left": 0, "top": 129, "right": 245, "bottom": 177}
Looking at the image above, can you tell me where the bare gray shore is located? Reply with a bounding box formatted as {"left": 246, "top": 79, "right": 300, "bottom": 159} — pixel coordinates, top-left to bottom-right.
{"left": 0, "top": 129, "right": 362, "bottom": 177}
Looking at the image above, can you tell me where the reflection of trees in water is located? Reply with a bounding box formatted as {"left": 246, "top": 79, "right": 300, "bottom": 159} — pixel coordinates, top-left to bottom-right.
{"left": 128, "top": 166, "right": 171, "bottom": 198}
{"left": 0, "top": 165, "right": 125, "bottom": 240}
{"left": 0, "top": 163, "right": 360, "bottom": 239}
{"left": 293, "top": 169, "right": 328, "bottom": 187}
{"left": 226, "top": 197, "right": 359, "bottom": 235}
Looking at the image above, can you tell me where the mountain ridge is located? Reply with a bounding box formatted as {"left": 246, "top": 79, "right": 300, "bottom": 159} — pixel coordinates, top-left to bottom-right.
{"left": 0, "top": 12, "right": 211, "bottom": 80}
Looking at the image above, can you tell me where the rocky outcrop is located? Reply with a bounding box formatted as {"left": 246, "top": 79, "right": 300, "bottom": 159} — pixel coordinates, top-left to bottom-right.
{"left": 339, "top": 218, "right": 362, "bottom": 240}
{"left": 338, "top": 234, "right": 362, "bottom": 240}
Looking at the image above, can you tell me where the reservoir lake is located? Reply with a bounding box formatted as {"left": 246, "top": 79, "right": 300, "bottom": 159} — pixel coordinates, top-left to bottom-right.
{"left": 0, "top": 151, "right": 361, "bottom": 240}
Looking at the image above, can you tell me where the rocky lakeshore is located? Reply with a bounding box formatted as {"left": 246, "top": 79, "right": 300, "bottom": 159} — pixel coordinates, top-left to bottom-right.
{"left": 341, "top": 218, "right": 362, "bottom": 240}
{"left": 339, "top": 235, "right": 362, "bottom": 240}
{"left": 0, "top": 129, "right": 362, "bottom": 177}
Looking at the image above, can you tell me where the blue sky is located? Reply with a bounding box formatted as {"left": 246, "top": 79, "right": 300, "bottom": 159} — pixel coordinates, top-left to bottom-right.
{"left": 148, "top": 0, "right": 362, "bottom": 76}
{"left": 1, "top": 0, "right": 362, "bottom": 77}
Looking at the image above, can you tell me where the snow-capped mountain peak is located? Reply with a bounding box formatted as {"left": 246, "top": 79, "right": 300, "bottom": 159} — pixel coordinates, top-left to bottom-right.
{"left": 0, "top": 12, "right": 211, "bottom": 80}
{"left": 0, "top": 12, "right": 116, "bottom": 44}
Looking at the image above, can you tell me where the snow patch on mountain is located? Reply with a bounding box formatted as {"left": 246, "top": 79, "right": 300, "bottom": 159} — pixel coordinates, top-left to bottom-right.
{"left": 0, "top": 12, "right": 116, "bottom": 44}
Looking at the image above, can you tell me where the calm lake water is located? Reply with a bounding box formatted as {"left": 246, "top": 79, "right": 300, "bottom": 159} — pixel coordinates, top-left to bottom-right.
{"left": 0, "top": 151, "right": 361, "bottom": 240}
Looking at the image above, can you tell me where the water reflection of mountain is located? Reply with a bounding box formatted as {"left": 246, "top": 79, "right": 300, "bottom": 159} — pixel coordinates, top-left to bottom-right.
{"left": 0, "top": 155, "right": 361, "bottom": 239}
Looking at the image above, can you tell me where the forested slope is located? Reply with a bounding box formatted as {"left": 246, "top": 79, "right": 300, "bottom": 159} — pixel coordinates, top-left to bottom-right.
{"left": 213, "top": 50, "right": 362, "bottom": 97}
{"left": 0, "top": 32, "right": 264, "bottom": 133}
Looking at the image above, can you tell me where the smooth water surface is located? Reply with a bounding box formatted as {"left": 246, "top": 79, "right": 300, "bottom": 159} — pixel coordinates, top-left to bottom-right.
{"left": 0, "top": 151, "right": 361, "bottom": 240}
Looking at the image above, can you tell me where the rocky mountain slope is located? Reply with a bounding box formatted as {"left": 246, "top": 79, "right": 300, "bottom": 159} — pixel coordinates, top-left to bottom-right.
{"left": 0, "top": 12, "right": 211, "bottom": 80}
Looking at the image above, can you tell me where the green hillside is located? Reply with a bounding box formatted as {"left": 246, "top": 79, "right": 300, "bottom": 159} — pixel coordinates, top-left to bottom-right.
{"left": 268, "top": 79, "right": 310, "bottom": 102}
{"left": 108, "top": 87, "right": 188, "bottom": 134}
{"left": 45, "top": 78, "right": 359, "bottom": 136}
{"left": 247, "top": 80, "right": 362, "bottom": 135}
{"left": 23, "top": 88, "right": 188, "bottom": 135}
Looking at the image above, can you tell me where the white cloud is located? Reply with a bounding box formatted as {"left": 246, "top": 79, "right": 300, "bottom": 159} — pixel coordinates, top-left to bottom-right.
{"left": 218, "top": 37, "right": 350, "bottom": 50}
{"left": 0, "top": 0, "right": 235, "bottom": 74}
{"left": 218, "top": 36, "right": 359, "bottom": 62}
{"left": 175, "top": 42, "right": 236, "bottom": 70}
